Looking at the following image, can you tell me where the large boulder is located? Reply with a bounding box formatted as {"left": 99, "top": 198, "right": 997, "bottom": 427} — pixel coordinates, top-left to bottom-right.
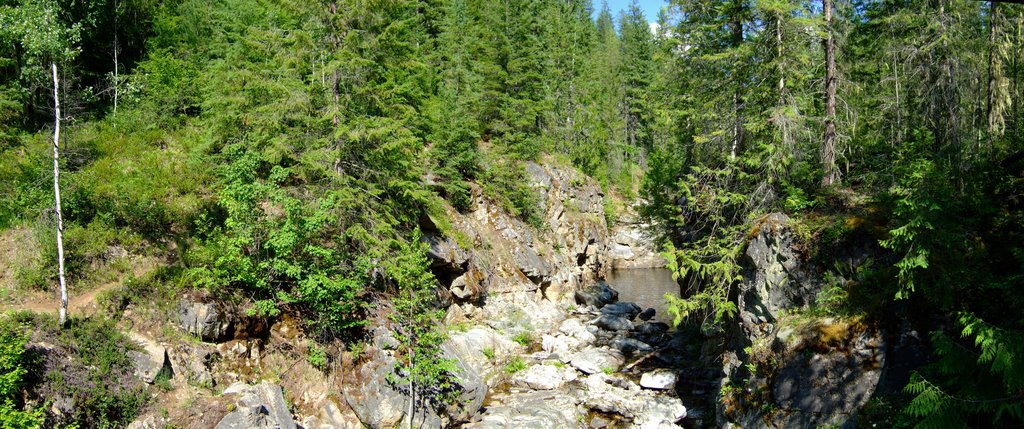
{"left": 575, "top": 282, "right": 619, "bottom": 308}
{"left": 581, "top": 374, "right": 686, "bottom": 425}
{"left": 569, "top": 347, "right": 624, "bottom": 375}
{"left": 344, "top": 326, "right": 488, "bottom": 429}
{"left": 465, "top": 391, "right": 581, "bottom": 429}
{"left": 595, "top": 314, "right": 633, "bottom": 332}
{"left": 178, "top": 294, "right": 232, "bottom": 342}
{"left": 216, "top": 382, "right": 296, "bottom": 429}
{"left": 128, "top": 333, "right": 168, "bottom": 384}
{"left": 600, "top": 302, "right": 643, "bottom": 320}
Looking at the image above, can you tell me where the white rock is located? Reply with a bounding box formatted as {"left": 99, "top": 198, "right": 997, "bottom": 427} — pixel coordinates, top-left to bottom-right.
{"left": 639, "top": 369, "right": 677, "bottom": 390}
{"left": 634, "top": 395, "right": 687, "bottom": 428}
{"left": 569, "top": 347, "right": 624, "bottom": 375}
{"left": 541, "top": 334, "right": 579, "bottom": 356}
{"left": 513, "top": 364, "right": 567, "bottom": 390}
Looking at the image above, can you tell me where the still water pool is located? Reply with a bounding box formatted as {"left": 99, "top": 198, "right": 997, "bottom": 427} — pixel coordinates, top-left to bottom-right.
{"left": 604, "top": 268, "right": 681, "bottom": 326}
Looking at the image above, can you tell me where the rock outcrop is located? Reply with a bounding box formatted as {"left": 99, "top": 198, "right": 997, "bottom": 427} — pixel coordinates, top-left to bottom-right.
{"left": 715, "top": 213, "right": 886, "bottom": 429}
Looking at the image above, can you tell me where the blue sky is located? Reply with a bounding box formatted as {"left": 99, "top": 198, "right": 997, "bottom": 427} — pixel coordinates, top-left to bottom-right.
{"left": 599, "top": 0, "right": 664, "bottom": 23}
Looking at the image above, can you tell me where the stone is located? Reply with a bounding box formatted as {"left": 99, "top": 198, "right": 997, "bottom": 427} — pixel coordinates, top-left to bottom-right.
{"left": 465, "top": 391, "right": 580, "bottom": 429}
{"left": 575, "top": 283, "right": 619, "bottom": 308}
{"left": 127, "top": 333, "right": 168, "bottom": 384}
{"left": 217, "top": 382, "right": 296, "bottom": 429}
{"left": 308, "top": 401, "right": 363, "bottom": 429}
{"left": 639, "top": 370, "right": 677, "bottom": 390}
{"left": 610, "top": 243, "right": 635, "bottom": 259}
{"left": 559, "top": 318, "right": 597, "bottom": 346}
{"left": 633, "top": 322, "right": 669, "bottom": 336}
{"left": 541, "top": 334, "right": 579, "bottom": 356}
{"left": 423, "top": 233, "right": 469, "bottom": 271}
{"left": 595, "top": 315, "right": 633, "bottom": 332}
{"left": 168, "top": 343, "right": 217, "bottom": 387}
{"left": 512, "top": 364, "right": 572, "bottom": 390}
{"left": 178, "top": 295, "right": 232, "bottom": 342}
{"left": 450, "top": 269, "right": 483, "bottom": 301}
{"left": 610, "top": 337, "right": 653, "bottom": 355}
{"left": 346, "top": 326, "right": 487, "bottom": 428}
{"left": 580, "top": 373, "right": 686, "bottom": 425}
{"left": 634, "top": 395, "right": 687, "bottom": 428}
{"left": 600, "top": 302, "right": 643, "bottom": 320}
{"left": 513, "top": 245, "right": 552, "bottom": 282}
{"left": 570, "top": 347, "right": 624, "bottom": 375}
{"left": 638, "top": 308, "right": 656, "bottom": 321}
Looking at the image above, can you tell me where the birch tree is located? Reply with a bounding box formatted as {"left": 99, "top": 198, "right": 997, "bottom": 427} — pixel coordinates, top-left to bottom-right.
{"left": 0, "top": 0, "right": 80, "bottom": 325}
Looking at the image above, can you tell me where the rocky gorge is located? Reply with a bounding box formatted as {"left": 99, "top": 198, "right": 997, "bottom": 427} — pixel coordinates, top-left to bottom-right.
{"left": 116, "top": 161, "right": 899, "bottom": 429}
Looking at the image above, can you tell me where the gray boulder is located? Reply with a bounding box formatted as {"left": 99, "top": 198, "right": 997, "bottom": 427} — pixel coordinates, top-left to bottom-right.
{"left": 576, "top": 283, "right": 619, "bottom": 307}
{"left": 595, "top": 315, "right": 633, "bottom": 332}
{"left": 179, "top": 295, "right": 232, "bottom": 342}
{"left": 610, "top": 337, "right": 654, "bottom": 355}
{"left": 600, "top": 302, "right": 643, "bottom": 320}
{"left": 638, "top": 308, "right": 656, "bottom": 321}
{"left": 345, "top": 326, "right": 488, "bottom": 429}
{"left": 216, "top": 382, "right": 296, "bottom": 429}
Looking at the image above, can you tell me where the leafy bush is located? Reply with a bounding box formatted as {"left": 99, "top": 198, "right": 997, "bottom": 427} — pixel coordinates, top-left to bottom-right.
{"left": 0, "top": 316, "right": 45, "bottom": 429}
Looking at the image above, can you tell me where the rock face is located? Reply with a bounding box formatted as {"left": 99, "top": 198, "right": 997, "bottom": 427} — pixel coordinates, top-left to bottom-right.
{"left": 216, "top": 382, "right": 297, "bottom": 429}
{"left": 716, "top": 213, "right": 886, "bottom": 429}
{"left": 735, "top": 213, "right": 821, "bottom": 338}
{"left": 178, "top": 294, "right": 232, "bottom": 342}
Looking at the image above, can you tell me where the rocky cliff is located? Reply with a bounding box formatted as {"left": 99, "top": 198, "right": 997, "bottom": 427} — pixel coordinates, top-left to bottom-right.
{"left": 713, "top": 213, "right": 887, "bottom": 429}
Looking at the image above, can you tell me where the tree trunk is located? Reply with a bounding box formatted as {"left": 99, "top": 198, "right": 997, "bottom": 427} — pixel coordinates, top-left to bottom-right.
{"left": 52, "top": 62, "right": 68, "bottom": 326}
{"left": 729, "top": 0, "right": 744, "bottom": 161}
{"left": 987, "top": 1, "right": 997, "bottom": 145}
{"left": 821, "top": 0, "right": 840, "bottom": 186}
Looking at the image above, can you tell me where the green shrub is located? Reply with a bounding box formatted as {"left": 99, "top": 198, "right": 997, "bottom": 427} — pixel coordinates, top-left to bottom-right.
{"left": 0, "top": 315, "right": 45, "bottom": 429}
{"left": 504, "top": 357, "right": 526, "bottom": 374}
{"left": 512, "top": 332, "right": 533, "bottom": 347}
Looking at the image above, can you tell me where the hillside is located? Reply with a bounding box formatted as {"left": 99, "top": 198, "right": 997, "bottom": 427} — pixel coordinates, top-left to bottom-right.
{"left": 1, "top": 0, "right": 1024, "bottom": 428}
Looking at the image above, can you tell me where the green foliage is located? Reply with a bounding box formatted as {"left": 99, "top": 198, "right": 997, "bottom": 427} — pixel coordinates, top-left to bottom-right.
{"left": 386, "top": 232, "right": 463, "bottom": 416}
{"left": 307, "top": 343, "right": 328, "bottom": 372}
{"left": 0, "top": 316, "right": 44, "bottom": 429}
{"left": 657, "top": 165, "right": 758, "bottom": 332}
{"left": 503, "top": 356, "right": 526, "bottom": 374}
{"left": 512, "top": 331, "right": 533, "bottom": 347}
{"left": 904, "top": 313, "right": 1024, "bottom": 428}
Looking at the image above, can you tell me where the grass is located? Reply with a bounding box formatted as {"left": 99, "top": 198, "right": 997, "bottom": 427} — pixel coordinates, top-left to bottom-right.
{"left": 482, "top": 347, "right": 495, "bottom": 361}
{"left": 512, "top": 331, "right": 533, "bottom": 347}
{"left": 504, "top": 356, "right": 527, "bottom": 374}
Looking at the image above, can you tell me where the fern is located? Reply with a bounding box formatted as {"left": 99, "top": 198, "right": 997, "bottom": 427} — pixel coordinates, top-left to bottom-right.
{"left": 903, "top": 313, "right": 1024, "bottom": 428}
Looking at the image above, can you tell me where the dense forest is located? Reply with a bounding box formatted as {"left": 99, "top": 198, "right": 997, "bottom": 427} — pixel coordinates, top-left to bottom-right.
{"left": 1, "top": 0, "right": 1022, "bottom": 427}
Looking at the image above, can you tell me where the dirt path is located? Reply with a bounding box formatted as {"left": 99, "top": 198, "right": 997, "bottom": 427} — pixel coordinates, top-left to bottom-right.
{"left": 1, "top": 227, "right": 161, "bottom": 318}
{"left": 3, "top": 278, "right": 123, "bottom": 317}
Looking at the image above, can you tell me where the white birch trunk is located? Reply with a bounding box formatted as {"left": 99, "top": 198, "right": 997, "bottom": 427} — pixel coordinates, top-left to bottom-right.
{"left": 52, "top": 62, "right": 68, "bottom": 326}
